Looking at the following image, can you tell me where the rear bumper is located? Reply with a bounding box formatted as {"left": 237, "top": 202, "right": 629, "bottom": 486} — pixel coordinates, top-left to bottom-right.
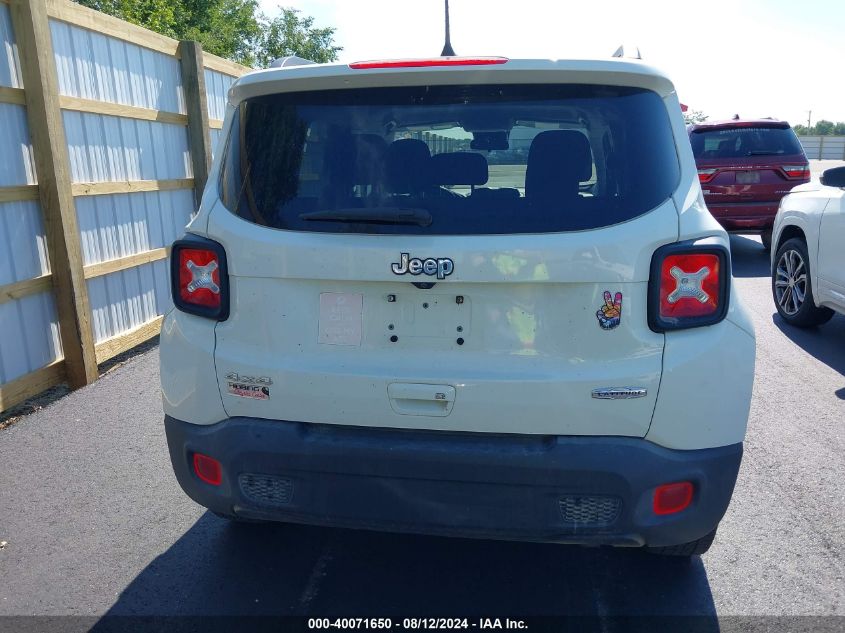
{"left": 165, "top": 416, "right": 742, "bottom": 548}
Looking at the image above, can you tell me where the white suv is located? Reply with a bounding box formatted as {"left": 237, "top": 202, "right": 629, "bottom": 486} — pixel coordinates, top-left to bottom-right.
{"left": 161, "top": 56, "right": 756, "bottom": 556}
{"left": 771, "top": 166, "right": 845, "bottom": 326}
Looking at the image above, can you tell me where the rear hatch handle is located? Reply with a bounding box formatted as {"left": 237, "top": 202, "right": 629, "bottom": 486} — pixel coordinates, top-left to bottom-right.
{"left": 388, "top": 383, "right": 455, "bottom": 417}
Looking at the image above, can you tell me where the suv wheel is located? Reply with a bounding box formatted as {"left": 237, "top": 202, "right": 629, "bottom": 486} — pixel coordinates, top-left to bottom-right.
{"left": 647, "top": 527, "right": 717, "bottom": 557}
{"left": 772, "top": 238, "right": 834, "bottom": 327}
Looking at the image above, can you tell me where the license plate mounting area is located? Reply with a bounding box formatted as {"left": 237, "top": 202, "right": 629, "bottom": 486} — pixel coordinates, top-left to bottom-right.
{"left": 736, "top": 171, "right": 760, "bottom": 184}
{"left": 379, "top": 293, "right": 470, "bottom": 340}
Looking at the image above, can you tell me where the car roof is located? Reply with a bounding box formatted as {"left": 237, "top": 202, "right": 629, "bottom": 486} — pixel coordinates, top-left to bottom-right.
{"left": 689, "top": 118, "right": 791, "bottom": 133}
{"left": 229, "top": 57, "right": 677, "bottom": 105}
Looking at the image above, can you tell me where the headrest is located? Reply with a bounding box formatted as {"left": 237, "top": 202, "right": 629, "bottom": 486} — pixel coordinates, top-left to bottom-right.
{"left": 431, "top": 152, "right": 489, "bottom": 186}
{"left": 526, "top": 130, "right": 592, "bottom": 185}
{"left": 352, "top": 134, "right": 388, "bottom": 184}
{"left": 386, "top": 139, "right": 432, "bottom": 193}
{"left": 322, "top": 131, "right": 356, "bottom": 187}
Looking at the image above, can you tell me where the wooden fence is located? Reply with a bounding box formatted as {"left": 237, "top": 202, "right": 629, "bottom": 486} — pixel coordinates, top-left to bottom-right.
{"left": 0, "top": 0, "right": 250, "bottom": 412}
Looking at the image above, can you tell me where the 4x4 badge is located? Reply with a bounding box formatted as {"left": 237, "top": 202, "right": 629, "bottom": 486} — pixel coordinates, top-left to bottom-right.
{"left": 596, "top": 291, "right": 622, "bottom": 330}
{"left": 391, "top": 253, "right": 454, "bottom": 280}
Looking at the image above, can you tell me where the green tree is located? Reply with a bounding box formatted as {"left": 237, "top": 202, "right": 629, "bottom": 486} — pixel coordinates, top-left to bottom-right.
{"left": 74, "top": 0, "right": 178, "bottom": 36}
{"left": 814, "top": 120, "right": 835, "bottom": 136}
{"left": 683, "top": 109, "right": 708, "bottom": 125}
{"left": 72, "top": 0, "right": 340, "bottom": 68}
{"left": 834, "top": 122, "right": 845, "bottom": 135}
{"left": 792, "top": 124, "right": 809, "bottom": 136}
{"left": 258, "top": 8, "right": 342, "bottom": 67}
{"left": 179, "top": 0, "right": 263, "bottom": 65}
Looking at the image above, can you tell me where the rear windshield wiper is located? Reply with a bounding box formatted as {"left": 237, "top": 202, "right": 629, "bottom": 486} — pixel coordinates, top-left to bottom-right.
{"left": 299, "top": 207, "right": 433, "bottom": 227}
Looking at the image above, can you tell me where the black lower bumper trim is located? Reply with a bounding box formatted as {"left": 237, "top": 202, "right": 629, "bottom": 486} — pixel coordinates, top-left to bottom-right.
{"left": 164, "top": 416, "right": 742, "bottom": 547}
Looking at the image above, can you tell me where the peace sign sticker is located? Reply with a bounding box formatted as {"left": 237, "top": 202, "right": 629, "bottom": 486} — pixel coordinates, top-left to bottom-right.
{"left": 596, "top": 291, "right": 622, "bottom": 330}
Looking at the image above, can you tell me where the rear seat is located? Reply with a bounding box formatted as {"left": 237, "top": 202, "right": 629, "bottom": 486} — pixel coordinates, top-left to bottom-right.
{"left": 430, "top": 151, "right": 521, "bottom": 202}
{"left": 281, "top": 133, "right": 595, "bottom": 231}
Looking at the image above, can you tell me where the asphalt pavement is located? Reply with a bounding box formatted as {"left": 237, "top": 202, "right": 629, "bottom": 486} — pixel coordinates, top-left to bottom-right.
{"left": 0, "top": 234, "right": 843, "bottom": 631}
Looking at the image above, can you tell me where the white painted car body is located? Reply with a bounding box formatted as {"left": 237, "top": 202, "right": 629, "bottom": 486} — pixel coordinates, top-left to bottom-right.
{"left": 772, "top": 181, "right": 845, "bottom": 313}
{"left": 160, "top": 58, "right": 756, "bottom": 549}
{"left": 161, "top": 58, "right": 755, "bottom": 450}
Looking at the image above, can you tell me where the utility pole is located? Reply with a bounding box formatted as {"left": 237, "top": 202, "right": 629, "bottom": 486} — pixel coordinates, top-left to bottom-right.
{"left": 807, "top": 110, "right": 812, "bottom": 130}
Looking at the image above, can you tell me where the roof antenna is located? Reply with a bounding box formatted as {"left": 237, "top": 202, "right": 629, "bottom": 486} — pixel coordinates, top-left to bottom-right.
{"left": 441, "top": 0, "right": 456, "bottom": 56}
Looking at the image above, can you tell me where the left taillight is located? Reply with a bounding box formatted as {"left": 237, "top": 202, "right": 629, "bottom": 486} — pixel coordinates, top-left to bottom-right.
{"left": 648, "top": 242, "right": 730, "bottom": 332}
{"left": 170, "top": 238, "right": 229, "bottom": 320}
{"left": 697, "top": 168, "right": 719, "bottom": 183}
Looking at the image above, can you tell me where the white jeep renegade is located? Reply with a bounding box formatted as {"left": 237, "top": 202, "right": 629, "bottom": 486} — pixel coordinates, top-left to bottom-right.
{"left": 161, "top": 55, "right": 756, "bottom": 556}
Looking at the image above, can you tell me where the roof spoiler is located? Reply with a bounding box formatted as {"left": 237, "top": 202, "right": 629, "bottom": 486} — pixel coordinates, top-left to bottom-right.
{"left": 269, "top": 56, "right": 317, "bottom": 69}
{"left": 612, "top": 45, "right": 642, "bottom": 60}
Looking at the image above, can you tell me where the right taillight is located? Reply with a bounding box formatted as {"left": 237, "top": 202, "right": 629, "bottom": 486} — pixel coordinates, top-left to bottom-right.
{"left": 648, "top": 242, "right": 730, "bottom": 331}
{"left": 170, "top": 238, "right": 229, "bottom": 320}
{"left": 782, "top": 164, "right": 810, "bottom": 180}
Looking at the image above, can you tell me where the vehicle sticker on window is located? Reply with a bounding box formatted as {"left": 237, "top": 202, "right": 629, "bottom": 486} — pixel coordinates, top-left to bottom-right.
{"left": 596, "top": 291, "right": 622, "bottom": 330}
{"left": 227, "top": 382, "right": 270, "bottom": 400}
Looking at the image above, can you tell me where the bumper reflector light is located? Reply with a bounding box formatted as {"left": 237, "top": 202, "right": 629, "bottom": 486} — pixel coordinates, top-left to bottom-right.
{"left": 193, "top": 453, "right": 223, "bottom": 486}
{"left": 653, "top": 482, "right": 694, "bottom": 515}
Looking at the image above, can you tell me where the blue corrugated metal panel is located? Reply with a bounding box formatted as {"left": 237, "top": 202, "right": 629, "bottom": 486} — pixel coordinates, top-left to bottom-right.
{"left": 63, "top": 110, "right": 192, "bottom": 183}
{"left": 66, "top": 118, "right": 190, "bottom": 341}
{"left": 0, "top": 8, "right": 62, "bottom": 386}
{"left": 0, "top": 199, "right": 58, "bottom": 383}
{"left": 50, "top": 19, "right": 184, "bottom": 113}
{"left": 0, "top": 200, "right": 50, "bottom": 284}
{"left": 0, "top": 292, "right": 63, "bottom": 385}
{"left": 76, "top": 189, "right": 193, "bottom": 266}
{"left": 87, "top": 260, "right": 170, "bottom": 343}
{"left": 205, "top": 68, "right": 235, "bottom": 121}
{"left": 76, "top": 189, "right": 192, "bottom": 343}
{"left": 210, "top": 127, "right": 223, "bottom": 159}
{"left": 0, "top": 3, "right": 22, "bottom": 89}
{"left": 0, "top": 103, "right": 36, "bottom": 186}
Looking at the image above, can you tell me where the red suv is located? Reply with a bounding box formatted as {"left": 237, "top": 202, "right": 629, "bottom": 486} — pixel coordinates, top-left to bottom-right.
{"left": 689, "top": 119, "right": 810, "bottom": 250}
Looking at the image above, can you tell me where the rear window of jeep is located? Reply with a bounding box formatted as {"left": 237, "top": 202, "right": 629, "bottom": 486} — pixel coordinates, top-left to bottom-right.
{"left": 219, "top": 84, "right": 679, "bottom": 235}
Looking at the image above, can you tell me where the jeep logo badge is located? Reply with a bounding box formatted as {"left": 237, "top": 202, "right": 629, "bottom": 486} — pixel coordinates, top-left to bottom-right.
{"left": 391, "top": 253, "right": 454, "bottom": 280}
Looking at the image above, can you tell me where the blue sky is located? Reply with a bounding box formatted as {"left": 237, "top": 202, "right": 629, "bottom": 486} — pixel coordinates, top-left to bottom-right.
{"left": 258, "top": 0, "right": 845, "bottom": 126}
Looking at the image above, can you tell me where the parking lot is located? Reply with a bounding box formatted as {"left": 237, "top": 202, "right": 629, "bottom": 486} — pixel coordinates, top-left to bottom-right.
{"left": 0, "top": 231, "right": 843, "bottom": 630}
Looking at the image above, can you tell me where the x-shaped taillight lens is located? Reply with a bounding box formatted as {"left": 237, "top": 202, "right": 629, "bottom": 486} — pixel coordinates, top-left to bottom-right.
{"left": 171, "top": 241, "right": 228, "bottom": 320}
{"left": 659, "top": 253, "right": 721, "bottom": 319}
{"left": 648, "top": 246, "right": 729, "bottom": 332}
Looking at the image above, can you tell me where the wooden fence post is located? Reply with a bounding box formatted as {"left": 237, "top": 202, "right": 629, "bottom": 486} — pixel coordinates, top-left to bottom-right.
{"left": 179, "top": 41, "right": 213, "bottom": 208}
{"left": 9, "top": 0, "right": 98, "bottom": 388}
